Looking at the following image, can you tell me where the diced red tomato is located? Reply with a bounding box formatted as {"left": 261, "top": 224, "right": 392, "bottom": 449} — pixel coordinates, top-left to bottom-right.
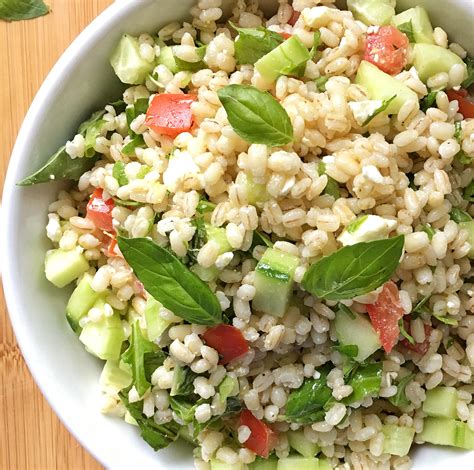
{"left": 400, "top": 319, "right": 432, "bottom": 355}
{"left": 86, "top": 188, "right": 115, "bottom": 232}
{"left": 288, "top": 10, "right": 300, "bottom": 26}
{"left": 106, "top": 235, "right": 121, "bottom": 258}
{"left": 202, "top": 324, "right": 250, "bottom": 364}
{"left": 145, "top": 93, "right": 196, "bottom": 138}
{"left": 446, "top": 89, "right": 474, "bottom": 119}
{"left": 239, "top": 410, "right": 278, "bottom": 458}
{"left": 364, "top": 25, "right": 409, "bottom": 75}
{"left": 366, "top": 281, "right": 405, "bottom": 353}
{"left": 278, "top": 31, "right": 293, "bottom": 40}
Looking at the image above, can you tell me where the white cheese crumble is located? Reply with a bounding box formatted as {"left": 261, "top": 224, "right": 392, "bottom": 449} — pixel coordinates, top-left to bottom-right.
{"left": 163, "top": 150, "right": 199, "bottom": 192}
{"left": 338, "top": 215, "right": 397, "bottom": 246}
{"left": 362, "top": 164, "right": 384, "bottom": 184}
{"left": 348, "top": 100, "right": 383, "bottom": 126}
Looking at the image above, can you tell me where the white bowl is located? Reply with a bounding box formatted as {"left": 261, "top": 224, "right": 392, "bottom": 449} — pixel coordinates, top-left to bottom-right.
{"left": 2, "top": 1, "right": 473, "bottom": 468}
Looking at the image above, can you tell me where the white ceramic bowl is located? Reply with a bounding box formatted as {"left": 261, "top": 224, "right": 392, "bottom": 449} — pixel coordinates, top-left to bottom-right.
{"left": 2, "top": 1, "right": 474, "bottom": 468}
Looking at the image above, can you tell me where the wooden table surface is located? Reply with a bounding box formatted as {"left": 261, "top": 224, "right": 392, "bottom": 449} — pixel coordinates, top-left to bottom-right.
{"left": 0, "top": 2, "right": 112, "bottom": 468}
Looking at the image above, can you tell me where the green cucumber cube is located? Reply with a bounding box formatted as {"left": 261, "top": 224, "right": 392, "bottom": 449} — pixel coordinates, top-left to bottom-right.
{"left": 206, "top": 223, "right": 233, "bottom": 255}
{"left": 318, "top": 460, "right": 332, "bottom": 470}
{"left": 145, "top": 296, "right": 171, "bottom": 341}
{"left": 236, "top": 172, "right": 270, "bottom": 205}
{"left": 277, "top": 457, "right": 320, "bottom": 470}
{"left": 45, "top": 248, "right": 89, "bottom": 288}
{"left": 99, "top": 360, "right": 132, "bottom": 394}
{"left": 419, "top": 417, "right": 458, "bottom": 447}
{"left": 422, "top": 386, "right": 458, "bottom": 419}
{"left": 392, "top": 6, "right": 434, "bottom": 44}
{"left": 347, "top": 0, "right": 395, "bottom": 26}
{"left": 382, "top": 424, "right": 415, "bottom": 456}
{"left": 455, "top": 421, "right": 474, "bottom": 450}
{"left": 253, "top": 248, "right": 300, "bottom": 317}
{"left": 288, "top": 429, "right": 320, "bottom": 458}
{"left": 249, "top": 457, "right": 279, "bottom": 470}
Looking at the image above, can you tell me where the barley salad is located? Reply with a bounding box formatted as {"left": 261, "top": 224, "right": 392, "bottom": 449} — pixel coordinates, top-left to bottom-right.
{"left": 18, "top": 0, "right": 474, "bottom": 468}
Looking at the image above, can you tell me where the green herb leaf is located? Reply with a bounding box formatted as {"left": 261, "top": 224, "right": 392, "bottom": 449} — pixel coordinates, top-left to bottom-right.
{"left": 343, "top": 362, "right": 382, "bottom": 404}
{"left": 251, "top": 230, "right": 274, "bottom": 250}
{"left": 420, "top": 91, "right": 438, "bottom": 112}
{"left": 0, "top": 0, "right": 49, "bottom": 21}
{"left": 315, "top": 76, "right": 329, "bottom": 92}
{"left": 463, "top": 180, "right": 474, "bottom": 202}
{"left": 413, "top": 294, "right": 430, "bottom": 316}
{"left": 112, "top": 198, "right": 142, "bottom": 208}
{"left": 399, "top": 318, "right": 415, "bottom": 345}
{"left": 318, "top": 163, "right": 340, "bottom": 199}
{"left": 196, "top": 197, "right": 217, "bottom": 214}
{"left": 170, "top": 396, "right": 200, "bottom": 424}
{"left": 121, "top": 321, "right": 166, "bottom": 396}
{"left": 126, "top": 98, "right": 149, "bottom": 137}
{"left": 333, "top": 344, "right": 359, "bottom": 358}
{"left": 433, "top": 314, "right": 458, "bottom": 326}
{"left": 450, "top": 207, "right": 472, "bottom": 223}
{"left": 362, "top": 95, "right": 397, "bottom": 126}
{"left": 173, "top": 45, "right": 207, "bottom": 72}
{"left": 388, "top": 373, "right": 415, "bottom": 407}
{"left": 122, "top": 135, "right": 145, "bottom": 156}
{"left": 170, "top": 365, "right": 198, "bottom": 397}
{"left": 454, "top": 122, "right": 463, "bottom": 143}
{"left": 302, "top": 236, "right": 405, "bottom": 301}
{"left": 309, "top": 31, "right": 322, "bottom": 58}
{"left": 113, "top": 161, "right": 129, "bottom": 186}
{"left": 84, "top": 119, "right": 105, "bottom": 157}
{"left": 462, "top": 57, "right": 474, "bottom": 89}
{"left": 284, "top": 367, "right": 333, "bottom": 424}
{"left": 193, "top": 397, "right": 242, "bottom": 437}
{"left": 420, "top": 224, "right": 435, "bottom": 241}
{"left": 117, "top": 237, "right": 222, "bottom": 325}
{"left": 396, "top": 20, "right": 415, "bottom": 43}
{"left": 187, "top": 217, "right": 207, "bottom": 263}
{"left": 119, "top": 390, "right": 181, "bottom": 450}
{"left": 232, "top": 23, "right": 284, "bottom": 65}
{"left": 217, "top": 84, "right": 293, "bottom": 146}
{"left": 218, "top": 376, "right": 237, "bottom": 403}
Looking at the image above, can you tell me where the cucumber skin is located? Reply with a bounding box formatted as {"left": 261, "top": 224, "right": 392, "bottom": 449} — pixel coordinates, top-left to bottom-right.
{"left": 288, "top": 429, "right": 320, "bottom": 458}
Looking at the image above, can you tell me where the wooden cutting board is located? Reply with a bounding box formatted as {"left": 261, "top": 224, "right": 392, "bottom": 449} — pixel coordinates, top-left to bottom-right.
{"left": 0, "top": 1, "right": 112, "bottom": 468}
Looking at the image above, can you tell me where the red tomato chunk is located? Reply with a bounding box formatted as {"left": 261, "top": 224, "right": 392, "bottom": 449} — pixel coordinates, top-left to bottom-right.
{"left": 239, "top": 410, "right": 278, "bottom": 458}
{"left": 366, "top": 281, "right": 405, "bottom": 353}
{"left": 145, "top": 93, "right": 196, "bottom": 138}
{"left": 447, "top": 88, "right": 474, "bottom": 119}
{"left": 86, "top": 188, "right": 115, "bottom": 232}
{"left": 202, "top": 324, "right": 249, "bottom": 365}
{"left": 288, "top": 10, "right": 300, "bottom": 26}
{"left": 364, "top": 26, "right": 409, "bottom": 75}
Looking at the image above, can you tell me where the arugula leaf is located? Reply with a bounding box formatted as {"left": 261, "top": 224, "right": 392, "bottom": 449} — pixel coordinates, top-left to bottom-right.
{"left": 119, "top": 390, "right": 181, "bottom": 450}
{"left": 462, "top": 57, "right": 474, "bottom": 89}
{"left": 122, "top": 135, "right": 145, "bottom": 156}
{"left": 420, "top": 224, "right": 435, "bottom": 241}
{"left": 450, "top": 208, "right": 472, "bottom": 223}
{"left": 362, "top": 95, "right": 397, "bottom": 126}
{"left": 333, "top": 344, "right": 359, "bottom": 358}
{"left": 0, "top": 0, "right": 49, "bottom": 21}
{"left": 284, "top": 367, "right": 333, "bottom": 424}
{"left": 121, "top": 321, "right": 166, "bottom": 396}
{"left": 193, "top": 397, "right": 242, "bottom": 437}
{"left": 433, "top": 314, "right": 458, "bottom": 326}
{"left": 389, "top": 373, "right": 415, "bottom": 407}
{"left": 170, "top": 365, "right": 198, "bottom": 396}
{"left": 113, "top": 161, "right": 129, "bottom": 186}
{"left": 117, "top": 237, "right": 222, "bottom": 325}
{"left": 463, "top": 180, "right": 474, "bottom": 202}
{"left": 420, "top": 91, "right": 438, "bottom": 112}
{"left": 396, "top": 20, "right": 415, "bottom": 43}
{"left": 315, "top": 76, "right": 329, "bottom": 92}
{"left": 217, "top": 84, "right": 293, "bottom": 146}
{"left": 343, "top": 362, "right": 382, "bottom": 404}
{"left": 399, "top": 318, "right": 415, "bottom": 345}
{"left": 232, "top": 23, "right": 283, "bottom": 65}
{"left": 302, "top": 236, "right": 405, "bottom": 301}
{"left": 196, "top": 197, "right": 217, "bottom": 214}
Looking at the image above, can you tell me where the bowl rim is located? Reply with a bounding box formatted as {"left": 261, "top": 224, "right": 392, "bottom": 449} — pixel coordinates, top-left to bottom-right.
{"left": 1, "top": 1, "right": 141, "bottom": 466}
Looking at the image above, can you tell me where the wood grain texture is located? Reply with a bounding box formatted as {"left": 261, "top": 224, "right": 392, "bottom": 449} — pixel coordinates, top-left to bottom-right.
{"left": 1, "top": 1, "right": 112, "bottom": 468}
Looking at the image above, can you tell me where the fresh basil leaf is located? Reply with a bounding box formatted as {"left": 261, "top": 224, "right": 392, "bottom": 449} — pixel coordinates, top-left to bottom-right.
{"left": 232, "top": 22, "right": 283, "bottom": 65}
{"left": 302, "top": 236, "right": 405, "bottom": 301}
{"left": 251, "top": 230, "right": 273, "bottom": 250}
{"left": 362, "top": 95, "right": 396, "bottom": 126}
{"left": 122, "top": 321, "right": 166, "bottom": 396}
{"left": 315, "top": 76, "right": 329, "bottom": 92}
{"left": 122, "top": 135, "right": 145, "bottom": 156}
{"left": 433, "top": 314, "right": 458, "bottom": 326}
{"left": 333, "top": 344, "right": 359, "bottom": 358}
{"left": 0, "top": 0, "right": 49, "bottom": 21}
{"left": 170, "top": 396, "right": 200, "bottom": 424}
{"left": 463, "top": 180, "right": 474, "bottom": 202}
{"left": 113, "top": 161, "right": 129, "bottom": 186}
{"left": 170, "top": 365, "right": 198, "bottom": 397}
{"left": 196, "top": 197, "right": 217, "bottom": 214}
{"left": 420, "top": 224, "right": 435, "bottom": 241}
{"left": 462, "top": 57, "right": 474, "bottom": 89}
{"left": 450, "top": 208, "right": 472, "bottom": 223}
{"left": 399, "top": 318, "right": 415, "bottom": 345}
{"left": 420, "top": 91, "right": 438, "bottom": 112}
{"left": 388, "top": 373, "right": 415, "bottom": 407}
{"left": 119, "top": 390, "right": 181, "bottom": 450}
{"left": 343, "top": 362, "right": 382, "bottom": 404}
{"left": 396, "top": 20, "right": 415, "bottom": 43}
{"left": 284, "top": 367, "right": 333, "bottom": 424}
{"left": 117, "top": 237, "right": 222, "bottom": 325}
{"left": 217, "top": 84, "right": 293, "bottom": 146}
{"left": 193, "top": 397, "right": 242, "bottom": 437}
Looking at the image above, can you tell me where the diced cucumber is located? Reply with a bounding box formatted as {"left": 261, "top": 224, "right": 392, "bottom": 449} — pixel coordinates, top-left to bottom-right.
{"left": 191, "top": 264, "right": 220, "bottom": 282}
{"left": 205, "top": 223, "right": 232, "bottom": 255}
{"left": 211, "top": 460, "right": 246, "bottom": 470}
{"left": 99, "top": 360, "right": 132, "bottom": 394}
{"left": 65, "top": 273, "right": 101, "bottom": 333}
{"left": 249, "top": 457, "right": 279, "bottom": 470}
{"left": 382, "top": 425, "right": 415, "bottom": 456}
{"left": 347, "top": 0, "right": 395, "bottom": 26}
{"left": 277, "top": 456, "right": 320, "bottom": 470}
{"left": 318, "top": 461, "right": 332, "bottom": 470}
{"left": 334, "top": 310, "right": 381, "bottom": 362}
{"left": 412, "top": 44, "right": 467, "bottom": 83}
{"left": 79, "top": 299, "right": 125, "bottom": 360}
{"left": 145, "top": 296, "right": 171, "bottom": 341}
{"left": 253, "top": 248, "right": 300, "bottom": 317}
{"left": 157, "top": 44, "right": 178, "bottom": 73}
{"left": 110, "top": 34, "right": 155, "bottom": 85}
{"left": 236, "top": 172, "right": 270, "bottom": 205}
{"left": 392, "top": 7, "right": 434, "bottom": 44}
{"left": 459, "top": 221, "right": 474, "bottom": 258}
{"left": 422, "top": 386, "right": 458, "bottom": 419}
{"left": 255, "top": 36, "right": 310, "bottom": 82}
{"left": 456, "top": 421, "right": 474, "bottom": 450}
{"left": 288, "top": 429, "right": 320, "bottom": 458}
{"left": 45, "top": 248, "right": 89, "bottom": 288}
{"left": 419, "top": 417, "right": 458, "bottom": 447}
{"left": 355, "top": 61, "right": 419, "bottom": 114}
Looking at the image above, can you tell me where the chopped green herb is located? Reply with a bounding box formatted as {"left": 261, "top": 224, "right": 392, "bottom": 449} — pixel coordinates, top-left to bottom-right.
{"left": 450, "top": 208, "right": 472, "bottom": 223}
{"left": 463, "top": 180, "right": 474, "bottom": 202}
{"left": 196, "top": 197, "right": 217, "bottom": 214}
{"left": 396, "top": 20, "right": 415, "bottom": 43}
{"left": 420, "top": 91, "right": 438, "bottom": 112}
{"left": 122, "top": 135, "right": 145, "bottom": 156}
{"left": 413, "top": 295, "right": 430, "bottom": 315}
{"left": 112, "top": 161, "right": 129, "bottom": 186}
{"left": 333, "top": 344, "right": 359, "bottom": 358}
{"left": 389, "top": 373, "right": 415, "bottom": 407}
{"left": 462, "top": 57, "right": 474, "bottom": 89}
{"left": 112, "top": 198, "right": 142, "bottom": 207}
{"left": 421, "top": 224, "right": 435, "bottom": 240}
{"left": 315, "top": 76, "right": 329, "bottom": 92}
{"left": 362, "top": 95, "right": 397, "bottom": 126}
{"left": 454, "top": 122, "right": 463, "bottom": 143}
{"left": 399, "top": 318, "right": 415, "bottom": 345}
{"left": 433, "top": 314, "right": 458, "bottom": 326}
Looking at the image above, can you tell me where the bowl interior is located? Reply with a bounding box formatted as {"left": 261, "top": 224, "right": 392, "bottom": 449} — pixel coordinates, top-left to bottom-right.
{"left": 2, "top": 0, "right": 473, "bottom": 468}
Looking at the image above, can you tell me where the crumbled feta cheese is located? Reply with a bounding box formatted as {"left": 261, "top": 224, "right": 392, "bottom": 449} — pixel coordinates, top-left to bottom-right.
{"left": 338, "top": 215, "right": 397, "bottom": 246}
{"left": 348, "top": 100, "right": 383, "bottom": 126}
{"left": 322, "top": 155, "right": 335, "bottom": 165}
{"left": 362, "top": 164, "right": 384, "bottom": 184}
{"left": 163, "top": 150, "right": 199, "bottom": 192}
{"left": 301, "top": 6, "right": 333, "bottom": 28}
